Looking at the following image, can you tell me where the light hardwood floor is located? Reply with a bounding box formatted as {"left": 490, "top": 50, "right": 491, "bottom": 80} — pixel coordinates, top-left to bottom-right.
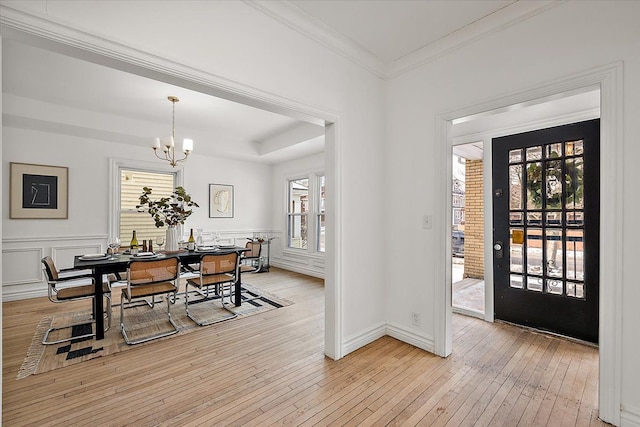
{"left": 2, "top": 268, "right": 607, "bottom": 426}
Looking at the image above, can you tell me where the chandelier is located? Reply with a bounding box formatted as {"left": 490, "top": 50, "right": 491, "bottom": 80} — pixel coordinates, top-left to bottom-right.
{"left": 151, "top": 96, "right": 193, "bottom": 167}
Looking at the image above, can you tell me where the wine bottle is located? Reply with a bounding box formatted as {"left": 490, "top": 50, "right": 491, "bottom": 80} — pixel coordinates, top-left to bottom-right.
{"left": 130, "top": 230, "right": 139, "bottom": 255}
{"left": 188, "top": 228, "right": 196, "bottom": 251}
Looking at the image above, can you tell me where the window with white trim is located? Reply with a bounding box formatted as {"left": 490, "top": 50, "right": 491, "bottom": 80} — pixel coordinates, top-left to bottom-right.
{"left": 286, "top": 173, "right": 325, "bottom": 253}
{"left": 119, "top": 169, "right": 176, "bottom": 244}
{"left": 287, "top": 177, "right": 309, "bottom": 249}
{"left": 316, "top": 174, "right": 325, "bottom": 252}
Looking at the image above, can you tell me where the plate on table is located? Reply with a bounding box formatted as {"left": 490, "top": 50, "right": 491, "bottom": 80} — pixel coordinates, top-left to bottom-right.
{"left": 79, "top": 254, "right": 110, "bottom": 261}
{"left": 217, "top": 245, "right": 236, "bottom": 249}
{"left": 132, "top": 252, "right": 158, "bottom": 259}
{"left": 196, "top": 246, "right": 218, "bottom": 252}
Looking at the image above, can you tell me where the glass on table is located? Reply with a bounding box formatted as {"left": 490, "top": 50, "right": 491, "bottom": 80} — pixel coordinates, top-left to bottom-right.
{"left": 156, "top": 236, "right": 165, "bottom": 251}
{"left": 107, "top": 237, "right": 121, "bottom": 259}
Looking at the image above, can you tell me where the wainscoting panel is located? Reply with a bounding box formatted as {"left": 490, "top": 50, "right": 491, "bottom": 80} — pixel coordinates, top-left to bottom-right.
{"left": 2, "top": 234, "right": 107, "bottom": 301}
{"left": 52, "top": 244, "right": 103, "bottom": 269}
{"left": 2, "top": 247, "right": 43, "bottom": 286}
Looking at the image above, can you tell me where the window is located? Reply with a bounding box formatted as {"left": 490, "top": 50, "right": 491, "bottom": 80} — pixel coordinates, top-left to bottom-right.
{"left": 287, "top": 178, "right": 309, "bottom": 249}
{"left": 119, "top": 169, "right": 175, "bottom": 244}
{"left": 317, "top": 174, "right": 325, "bottom": 252}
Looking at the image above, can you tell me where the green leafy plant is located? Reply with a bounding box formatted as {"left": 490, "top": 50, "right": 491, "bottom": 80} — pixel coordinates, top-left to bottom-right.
{"left": 137, "top": 186, "right": 199, "bottom": 227}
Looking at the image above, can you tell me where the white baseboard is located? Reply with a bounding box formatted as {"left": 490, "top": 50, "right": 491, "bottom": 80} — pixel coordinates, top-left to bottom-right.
{"left": 386, "top": 322, "right": 435, "bottom": 353}
{"left": 342, "top": 321, "right": 436, "bottom": 357}
{"left": 269, "top": 260, "right": 324, "bottom": 279}
{"left": 342, "top": 322, "right": 387, "bottom": 356}
{"left": 622, "top": 406, "right": 640, "bottom": 427}
{"left": 3, "top": 287, "right": 47, "bottom": 301}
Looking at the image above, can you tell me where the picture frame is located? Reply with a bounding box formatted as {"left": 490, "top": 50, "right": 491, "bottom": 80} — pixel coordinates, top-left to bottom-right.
{"left": 209, "top": 184, "right": 234, "bottom": 218}
{"left": 10, "top": 162, "right": 69, "bottom": 219}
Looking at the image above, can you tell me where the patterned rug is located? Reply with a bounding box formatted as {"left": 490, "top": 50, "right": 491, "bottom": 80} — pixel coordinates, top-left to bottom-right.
{"left": 17, "top": 283, "right": 291, "bottom": 379}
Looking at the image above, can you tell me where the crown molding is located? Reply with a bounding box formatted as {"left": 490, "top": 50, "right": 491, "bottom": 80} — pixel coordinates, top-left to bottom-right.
{"left": 248, "top": 0, "right": 563, "bottom": 80}
{"left": 0, "top": 4, "right": 335, "bottom": 126}
{"left": 387, "top": 0, "right": 562, "bottom": 78}
{"left": 246, "top": 0, "right": 388, "bottom": 79}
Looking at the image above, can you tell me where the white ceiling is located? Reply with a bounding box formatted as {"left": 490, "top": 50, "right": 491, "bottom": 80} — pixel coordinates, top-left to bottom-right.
{"left": 2, "top": 1, "right": 564, "bottom": 164}
{"left": 289, "top": 0, "right": 515, "bottom": 63}
{"left": 2, "top": 38, "right": 325, "bottom": 164}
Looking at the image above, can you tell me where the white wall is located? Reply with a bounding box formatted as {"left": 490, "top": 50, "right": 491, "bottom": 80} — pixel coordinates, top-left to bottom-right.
{"left": 0, "top": 1, "right": 387, "bottom": 353}
{"left": 385, "top": 1, "right": 640, "bottom": 424}
{"left": 2, "top": 119, "right": 273, "bottom": 299}
{"left": 270, "top": 152, "right": 325, "bottom": 278}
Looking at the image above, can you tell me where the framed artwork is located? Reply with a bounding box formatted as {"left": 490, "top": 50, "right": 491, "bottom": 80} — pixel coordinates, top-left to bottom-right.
{"left": 10, "top": 162, "right": 69, "bottom": 219}
{"left": 209, "top": 184, "right": 234, "bottom": 218}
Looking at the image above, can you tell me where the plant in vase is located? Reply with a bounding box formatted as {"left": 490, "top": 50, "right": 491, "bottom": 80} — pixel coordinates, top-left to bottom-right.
{"left": 137, "top": 186, "right": 199, "bottom": 251}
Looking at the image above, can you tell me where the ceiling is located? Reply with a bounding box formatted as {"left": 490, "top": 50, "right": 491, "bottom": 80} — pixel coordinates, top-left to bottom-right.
{"left": 289, "top": 0, "right": 516, "bottom": 63}
{"left": 2, "top": 1, "right": 560, "bottom": 164}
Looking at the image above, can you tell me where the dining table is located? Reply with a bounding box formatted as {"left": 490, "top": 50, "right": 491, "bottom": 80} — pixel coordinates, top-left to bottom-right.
{"left": 74, "top": 246, "right": 249, "bottom": 340}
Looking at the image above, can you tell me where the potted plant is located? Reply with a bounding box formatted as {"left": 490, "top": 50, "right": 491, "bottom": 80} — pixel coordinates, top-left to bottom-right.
{"left": 137, "top": 186, "right": 199, "bottom": 251}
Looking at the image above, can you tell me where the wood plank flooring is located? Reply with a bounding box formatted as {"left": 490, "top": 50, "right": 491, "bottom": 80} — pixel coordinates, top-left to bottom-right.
{"left": 2, "top": 268, "right": 607, "bottom": 426}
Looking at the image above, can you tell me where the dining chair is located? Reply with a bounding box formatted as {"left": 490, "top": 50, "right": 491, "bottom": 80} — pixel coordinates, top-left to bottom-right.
{"left": 120, "top": 257, "right": 180, "bottom": 344}
{"left": 240, "top": 240, "right": 262, "bottom": 273}
{"left": 185, "top": 252, "right": 239, "bottom": 326}
{"left": 41, "top": 256, "right": 111, "bottom": 345}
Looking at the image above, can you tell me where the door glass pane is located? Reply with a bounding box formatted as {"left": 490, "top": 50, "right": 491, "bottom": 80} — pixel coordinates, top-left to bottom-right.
{"left": 545, "top": 143, "right": 562, "bottom": 159}
{"left": 567, "top": 282, "right": 585, "bottom": 299}
{"left": 565, "top": 157, "right": 584, "bottom": 209}
{"left": 566, "top": 211, "right": 584, "bottom": 226}
{"left": 509, "top": 149, "right": 523, "bottom": 163}
{"left": 546, "top": 160, "right": 562, "bottom": 209}
{"left": 527, "top": 276, "right": 543, "bottom": 292}
{"left": 546, "top": 229, "right": 563, "bottom": 278}
{"left": 526, "top": 228, "right": 543, "bottom": 275}
{"left": 510, "top": 212, "right": 524, "bottom": 225}
{"left": 526, "top": 162, "right": 543, "bottom": 209}
{"left": 510, "top": 274, "right": 524, "bottom": 289}
{"left": 526, "top": 212, "right": 542, "bottom": 226}
{"left": 509, "top": 165, "right": 523, "bottom": 210}
{"left": 546, "top": 212, "right": 562, "bottom": 226}
{"left": 526, "top": 146, "right": 542, "bottom": 161}
{"left": 547, "top": 279, "right": 563, "bottom": 295}
{"left": 566, "top": 229, "right": 584, "bottom": 281}
{"left": 510, "top": 228, "right": 523, "bottom": 273}
{"left": 565, "top": 140, "right": 584, "bottom": 156}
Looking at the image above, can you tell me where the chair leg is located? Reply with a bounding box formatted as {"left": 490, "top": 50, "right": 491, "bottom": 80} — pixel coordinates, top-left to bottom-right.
{"left": 121, "top": 290, "right": 178, "bottom": 345}
{"left": 185, "top": 282, "right": 237, "bottom": 326}
{"left": 42, "top": 294, "right": 112, "bottom": 345}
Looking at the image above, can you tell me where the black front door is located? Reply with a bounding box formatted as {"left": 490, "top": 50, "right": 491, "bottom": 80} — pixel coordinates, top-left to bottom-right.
{"left": 492, "top": 119, "right": 600, "bottom": 343}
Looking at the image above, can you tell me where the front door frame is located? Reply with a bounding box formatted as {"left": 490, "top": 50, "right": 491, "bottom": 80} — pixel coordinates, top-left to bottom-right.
{"left": 435, "top": 62, "right": 623, "bottom": 425}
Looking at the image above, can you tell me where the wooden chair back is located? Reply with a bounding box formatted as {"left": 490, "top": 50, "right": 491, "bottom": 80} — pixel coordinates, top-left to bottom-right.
{"left": 201, "top": 252, "right": 238, "bottom": 277}
{"left": 128, "top": 258, "right": 179, "bottom": 286}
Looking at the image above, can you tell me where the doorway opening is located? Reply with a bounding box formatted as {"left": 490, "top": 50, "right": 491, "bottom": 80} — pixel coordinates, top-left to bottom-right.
{"left": 451, "top": 144, "right": 485, "bottom": 318}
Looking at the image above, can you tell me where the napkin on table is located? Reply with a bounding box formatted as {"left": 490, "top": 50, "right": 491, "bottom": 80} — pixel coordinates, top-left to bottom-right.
{"left": 81, "top": 253, "right": 106, "bottom": 258}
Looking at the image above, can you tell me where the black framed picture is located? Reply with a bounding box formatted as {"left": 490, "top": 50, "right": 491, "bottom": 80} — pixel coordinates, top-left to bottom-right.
{"left": 209, "top": 184, "right": 234, "bottom": 218}
{"left": 10, "top": 162, "right": 68, "bottom": 219}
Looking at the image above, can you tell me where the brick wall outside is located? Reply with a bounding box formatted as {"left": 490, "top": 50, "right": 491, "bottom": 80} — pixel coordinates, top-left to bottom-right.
{"left": 464, "top": 160, "right": 484, "bottom": 279}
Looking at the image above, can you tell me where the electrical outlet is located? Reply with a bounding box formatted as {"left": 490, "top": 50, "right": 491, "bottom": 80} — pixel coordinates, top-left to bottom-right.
{"left": 412, "top": 312, "right": 420, "bottom": 326}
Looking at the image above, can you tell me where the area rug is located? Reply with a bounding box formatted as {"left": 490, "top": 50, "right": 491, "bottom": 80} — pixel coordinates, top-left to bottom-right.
{"left": 17, "top": 283, "right": 291, "bottom": 379}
